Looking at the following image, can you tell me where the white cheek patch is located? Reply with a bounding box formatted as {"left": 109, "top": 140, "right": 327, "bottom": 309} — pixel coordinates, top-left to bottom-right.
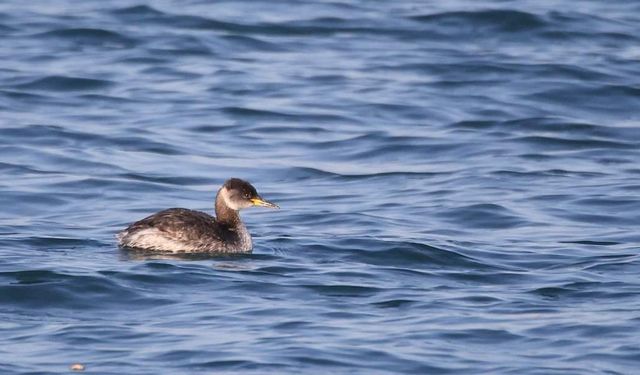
{"left": 221, "top": 187, "right": 241, "bottom": 210}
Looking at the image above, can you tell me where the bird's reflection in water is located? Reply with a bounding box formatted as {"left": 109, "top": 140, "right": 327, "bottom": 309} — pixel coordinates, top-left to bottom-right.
{"left": 119, "top": 247, "right": 252, "bottom": 268}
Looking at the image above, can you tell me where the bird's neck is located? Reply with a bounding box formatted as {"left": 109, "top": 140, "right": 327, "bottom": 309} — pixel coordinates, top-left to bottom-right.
{"left": 215, "top": 190, "right": 242, "bottom": 226}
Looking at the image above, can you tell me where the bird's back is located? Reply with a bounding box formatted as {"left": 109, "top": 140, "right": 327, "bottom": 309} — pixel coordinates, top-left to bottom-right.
{"left": 117, "top": 208, "right": 251, "bottom": 253}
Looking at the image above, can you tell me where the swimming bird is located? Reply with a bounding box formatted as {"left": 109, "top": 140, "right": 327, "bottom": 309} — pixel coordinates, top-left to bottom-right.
{"left": 117, "top": 178, "right": 278, "bottom": 253}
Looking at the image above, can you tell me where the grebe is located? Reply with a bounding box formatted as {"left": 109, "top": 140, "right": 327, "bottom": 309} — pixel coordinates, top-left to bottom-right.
{"left": 117, "top": 178, "right": 278, "bottom": 253}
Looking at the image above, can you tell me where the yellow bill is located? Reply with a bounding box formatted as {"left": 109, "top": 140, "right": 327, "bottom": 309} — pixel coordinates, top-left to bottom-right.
{"left": 250, "top": 197, "right": 279, "bottom": 209}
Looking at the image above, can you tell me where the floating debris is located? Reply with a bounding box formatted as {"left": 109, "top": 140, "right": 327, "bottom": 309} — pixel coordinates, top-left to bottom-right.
{"left": 70, "top": 363, "right": 85, "bottom": 371}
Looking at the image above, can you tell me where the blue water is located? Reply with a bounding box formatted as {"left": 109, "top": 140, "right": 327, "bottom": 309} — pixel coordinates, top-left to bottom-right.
{"left": 1, "top": 0, "right": 640, "bottom": 373}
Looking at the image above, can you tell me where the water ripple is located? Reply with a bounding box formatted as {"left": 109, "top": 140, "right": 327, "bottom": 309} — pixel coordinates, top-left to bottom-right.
{"left": 34, "top": 28, "right": 138, "bottom": 48}
{"left": 13, "top": 76, "right": 113, "bottom": 92}
{"left": 410, "top": 9, "right": 548, "bottom": 32}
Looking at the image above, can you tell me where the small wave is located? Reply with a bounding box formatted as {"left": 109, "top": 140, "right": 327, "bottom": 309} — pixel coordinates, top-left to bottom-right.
{"left": 345, "top": 240, "right": 493, "bottom": 270}
{"left": 16, "top": 236, "right": 104, "bottom": 249}
{"left": 410, "top": 9, "right": 547, "bottom": 32}
{"left": 527, "top": 85, "right": 640, "bottom": 115}
{"left": 582, "top": 254, "right": 639, "bottom": 273}
{"left": 528, "top": 281, "right": 635, "bottom": 301}
{"left": 111, "top": 8, "right": 409, "bottom": 38}
{"left": 34, "top": 28, "right": 137, "bottom": 48}
{"left": 0, "top": 270, "right": 170, "bottom": 310}
{"left": 111, "top": 136, "right": 187, "bottom": 155}
{"left": 559, "top": 240, "right": 621, "bottom": 246}
{"left": 1, "top": 124, "right": 102, "bottom": 144}
{"left": 116, "top": 56, "right": 170, "bottom": 65}
{"left": 511, "top": 135, "right": 635, "bottom": 151}
{"left": 220, "top": 35, "right": 287, "bottom": 52}
{"left": 0, "top": 89, "right": 48, "bottom": 100}
{"left": 437, "top": 203, "right": 526, "bottom": 229}
{"left": 271, "top": 166, "right": 446, "bottom": 181}
{"left": 13, "top": 76, "right": 113, "bottom": 92}
{"left": 111, "top": 10, "right": 244, "bottom": 33}
{"left": 438, "top": 328, "right": 523, "bottom": 344}
{"left": 540, "top": 29, "right": 639, "bottom": 43}
{"left": 77, "top": 94, "right": 140, "bottom": 104}
{"left": 0, "top": 23, "right": 14, "bottom": 33}
{"left": 221, "top": 107, "right": 290, "bottom": 118}
{"left": 302, "top": 284, "right": 381, "bottom": 297}
{"left": 453, "top": 117, "right": 634, "bottom": 142}
{"left": 240, "top": 112, "right": 352, "bottom": 125}
{"left": 0, "top": 161, "right": 58, "bottom": 176}
{"left": 110, "top": 5, "right": 165, "bottom": 17}
{"left": 371, "top": 299, "right": 416, "bottom": 309}
{"left": 185, "top": 359, "right": 288, "bottom": 371}
{"left": 115, "top": 173, "right": 212, "bottom": 187}
{"left": 1, "top": 125, "right": 182, "bottom": 158}
{"left": 140, "top": 66, "right": 202, "bottom": 80}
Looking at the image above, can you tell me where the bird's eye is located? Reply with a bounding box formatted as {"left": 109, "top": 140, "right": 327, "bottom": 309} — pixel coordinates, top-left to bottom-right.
{"left": 243, "top": 193, "right": 250, "bottom": 199}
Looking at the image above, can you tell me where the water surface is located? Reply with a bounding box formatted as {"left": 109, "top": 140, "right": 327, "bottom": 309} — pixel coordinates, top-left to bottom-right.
{"left": 1, "top": 0, "right": 640, "bottom": 373}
